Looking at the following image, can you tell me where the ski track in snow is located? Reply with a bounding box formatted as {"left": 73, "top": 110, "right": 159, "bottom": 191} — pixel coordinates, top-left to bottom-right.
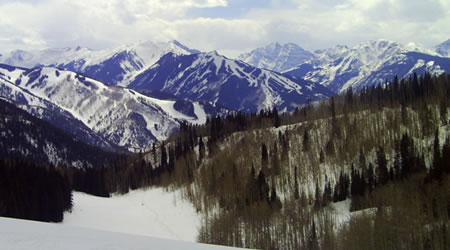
{"left": 63, "top": 187, "right": 201, "bottom": 242}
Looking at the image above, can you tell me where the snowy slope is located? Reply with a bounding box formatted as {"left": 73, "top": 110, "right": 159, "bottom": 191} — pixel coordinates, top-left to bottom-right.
{"left": 433, "top": 39, "right": 450, "bottom": 57}
{"left": 0, "top": 65, "right": 113, "bottom": 149}
{"left": 130, "top": 51, "right": 332, "bottom": 112}
{"left": 285, "top": 39, "right": 450, "bottom": 93}
{"left": 64, "top": 188, "right": 201, "bottom": 242}
{"left": 238, "top": 42, "right": 314, "bottom": 72}
{"left": 0, "top": 64, "right": 210, "bottom": 150}
{"left": 0, "top": 40, "right": 198, "bottom": 87}
{"left": 0, "top": 217, "right": 237, "bottom": 250}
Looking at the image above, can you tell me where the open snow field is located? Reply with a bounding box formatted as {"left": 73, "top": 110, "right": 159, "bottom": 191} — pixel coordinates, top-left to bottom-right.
{"left": 63, "top": 187, "right": 200, "bottom": 242}
{"left": 0, "top": 217, "right": 237, "bottom": 250}
{"left": 0, "top": 187, "right": 244, "bottom": 249}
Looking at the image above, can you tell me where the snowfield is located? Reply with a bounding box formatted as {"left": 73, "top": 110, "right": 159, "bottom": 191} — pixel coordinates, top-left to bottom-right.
{"left": 0, "top": 217, "right": 237, "bottom": 250}
{"left": 0, "top": 187, "right": 244, "bottom": 249}
{"left": 63, "top": 188, "right": 200, "bottom": 242}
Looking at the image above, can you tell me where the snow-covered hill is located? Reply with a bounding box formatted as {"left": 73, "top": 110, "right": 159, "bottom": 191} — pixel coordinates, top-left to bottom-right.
{"left": 433, "top": 39, "right": 450, "bottom": 57}
{"left": 238, "top": 42, "right": 314, "bottom": 72}
{"left": 0, "top": 64, "right": 211, "bottom": 150}
{"left": 0, "top": 217, "right": 237, "bottom": 250}
{"left": 130, "top": 51, "right": 332, "bottom": 112}
{"left": 284, "top": 39, "right": 450, "bottom": 93}
{"left": 0, "top": 40, "right": 199, "bottom": 87}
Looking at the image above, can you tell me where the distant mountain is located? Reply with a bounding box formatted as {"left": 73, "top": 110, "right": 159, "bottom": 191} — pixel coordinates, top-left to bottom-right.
{"left": 238, "top": 42, "right": 314, "bottom": 72}
{"left": 0, "top": 40, "right": 199, "bottom": 87}
{"left": 0, "top": 64, "right": 215, "bottom": 151}
{"left": 433, "top": 39, "right": 450, "bottom": 57}
{"left": 284, "top": 39, "right": 450, "bottom": 93}
{"left": 129, "top": 51, "right": 332, "bottom": 112}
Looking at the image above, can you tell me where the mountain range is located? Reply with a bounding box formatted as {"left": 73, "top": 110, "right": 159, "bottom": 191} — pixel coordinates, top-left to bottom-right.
{"left": 0, "top": 38, "right": 449, "bottom": 152}
{"left": 240, "top": 39, "right": 450, "bottom": 93}
{"left": 0, "top": 40, "right": 199, "bottom": 87}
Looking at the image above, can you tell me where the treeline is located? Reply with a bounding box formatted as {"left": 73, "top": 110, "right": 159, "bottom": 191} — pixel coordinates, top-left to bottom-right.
{"left": 69, "top": 156, "right": 156, "bottom": 197}
{"left": 0, "top": 157, "right": 72, "bottom": 222}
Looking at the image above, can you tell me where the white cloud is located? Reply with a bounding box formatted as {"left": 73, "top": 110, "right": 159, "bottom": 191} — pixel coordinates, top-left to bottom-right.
{"left": 0, "top": 0, "right": 448, "bottom": 58}
{"left": 238, "top": 0, "right": 450, "bottom": 51}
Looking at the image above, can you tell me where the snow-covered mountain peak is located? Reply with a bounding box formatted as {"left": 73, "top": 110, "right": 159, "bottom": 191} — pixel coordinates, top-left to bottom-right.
{"left": 433, "top": 39, "right": 450, "bottom": 57}
{"left": 266, "top": 42, "right": 281, "bottom": 50}
{"left": 127, "top": 40, "right": 193, "bottom": 61}
{"left": 170, "top": 40, "right": 201, "bottom": 54}
{"left": 205, "top": 50, "right": 221, "bottom": 57}
{"left": 238, "top": 42, "right": 314, "bottom": 72}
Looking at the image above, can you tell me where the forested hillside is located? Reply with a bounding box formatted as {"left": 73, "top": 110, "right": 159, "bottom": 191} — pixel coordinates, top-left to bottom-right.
{"left": 145, "top": 72, "right": 449, "bottom": 249}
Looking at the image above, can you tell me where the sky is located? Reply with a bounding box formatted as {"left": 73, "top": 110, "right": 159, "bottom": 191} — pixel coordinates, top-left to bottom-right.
{"left": 0, "top": 0, "right": 448, "bottom": 58}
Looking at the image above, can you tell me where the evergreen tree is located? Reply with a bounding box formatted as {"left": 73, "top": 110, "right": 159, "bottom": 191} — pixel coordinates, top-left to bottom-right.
{"left": 272, "top": 107, "right": 281, "bottom": 128}
{"left": 293, "top": 165, "right": 300, "bottom": 200}
{"left": 198, "top": 137, "right": 205, "bottom": 161}
{"left": 367, "top": 163, "right": 375, "bottom": 192}
{"left": 307, "top": 220, "right": 319, "bottom": 250}
{"left": 160, "top": 143, "right": 167, "bottom": 169}
{"left": 376, "top": 146, "right": 388, "bottom": 185}
{"left": 270, "top": 185, "right": 282, "bottom": 209}
{"left": 319, "top": 149, "right": 325, "bottom": 163}
{"left": 314, "top": 182, "right": 322, "bottom": 210}
{"left": 261, "top": 143, "right": 268, "bottom": 173}
{"left": 303, "top": 129, "right": 309, "bottom": 152}
{"left": 257, "top": 170, "right": 270, "bottom": 203}
{"left": 431, "top": 129, "right": 443, "bottom": 180}
{"left": 400, "top": 134, "right": 410, "bottom": 178}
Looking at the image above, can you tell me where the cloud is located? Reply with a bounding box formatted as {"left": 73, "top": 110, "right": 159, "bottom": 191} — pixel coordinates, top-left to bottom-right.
{"left": 0, "top": 0, "right": 448, "bottom": 58}
{"left": 237, "top": 0, "right": 450, "bottom": 51}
